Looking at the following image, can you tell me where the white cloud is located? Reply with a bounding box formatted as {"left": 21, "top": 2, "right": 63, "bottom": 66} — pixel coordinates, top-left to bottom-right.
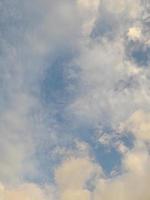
{"left": 93, "top": 144, "right": 150, "bottom": 200}
{"left": 120, "top": 110, "right": 150, "bottom": 141}
{"left": 55, "top": 157, "right": 101, "bottom": 190}
{"left": 68, "top": 39, "right": 137, "bottom": 126}
{"left": 123, "top": 147, "right": 149, "bottom": 174}
{"left": 127, "top": 27, "right": 142, "bottom": 41}
{"left": 0, "top": 148, "right": 149, "bottom": 200}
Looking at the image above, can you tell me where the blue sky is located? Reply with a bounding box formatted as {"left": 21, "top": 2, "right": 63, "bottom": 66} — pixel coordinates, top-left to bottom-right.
{"left": 0, "top": 0, "right": 150, "bottom": 199}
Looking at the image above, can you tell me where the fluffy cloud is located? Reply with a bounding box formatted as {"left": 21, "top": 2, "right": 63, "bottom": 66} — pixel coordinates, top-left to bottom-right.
{"left": 55, "top": 157, "right": 101, "bottom": 190}
{"left": 0, "top": 156, "right": 101, "bottom": 200}
{"left": 94, "top": 144, "right": 150, "bottom": 200}
{"left": 55, "top": 157, "right": 101, "bottom": 200}
{"left": 120, "top": 110, "right": 150, "bottom": 141}
{"left": 0, "top": 148, "right": 149, "bottom": 200}
{"left": 127, "top": 27, "right": 142, "bottom": 41}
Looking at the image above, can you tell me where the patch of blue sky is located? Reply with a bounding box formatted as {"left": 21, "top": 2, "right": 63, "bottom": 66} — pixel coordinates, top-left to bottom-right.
{"left": 66, "top": 122, "right": 122, "bottom": 175}
{"left": 131, "top": 45, "right": 150, "bottom": 67}
{"left": 40, "top": 49, "right": 78, "bottom": 120}
{"left": 125, "top": 36, "right": 150, "bottom": 68}
{"left": 95, "top": 145, "right": 121, "bottom": 174}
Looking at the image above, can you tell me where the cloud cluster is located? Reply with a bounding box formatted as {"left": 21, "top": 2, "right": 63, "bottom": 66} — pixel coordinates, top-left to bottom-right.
{"left": 0, "top": 145, "right": 149, "bottom": 200}
{"left": 0, "top": 0, "right": 150, "bottom": 199}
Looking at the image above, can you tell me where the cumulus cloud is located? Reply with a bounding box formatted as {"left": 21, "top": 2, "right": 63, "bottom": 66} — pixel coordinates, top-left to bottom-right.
{"left": 0, "top": 147, "right": 149, "bottom": 200}
{"left": 120, "top": 110, "right": 150, "bottom": 141}
{"left": 55, "top": 157, "right": 101, "bottom": 190}
{"left": 93, "top": 142, "right": 150, "bottom": 200}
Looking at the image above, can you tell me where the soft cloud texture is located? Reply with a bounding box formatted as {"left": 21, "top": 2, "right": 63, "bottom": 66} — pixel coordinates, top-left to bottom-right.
{"left": 0, "top": 0, "right": 150, "bottom": 199}
{"left": 120, "top": 110, "right": 150, "bottom": 141}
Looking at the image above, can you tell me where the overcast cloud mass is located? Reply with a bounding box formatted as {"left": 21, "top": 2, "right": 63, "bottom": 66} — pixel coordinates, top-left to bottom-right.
{"left": 0, "top": 0, "right": 150, "bottom": 199}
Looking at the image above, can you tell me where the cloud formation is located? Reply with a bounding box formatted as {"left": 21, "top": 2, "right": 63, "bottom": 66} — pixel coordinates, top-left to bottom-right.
{"left": 0, "top": 0, "right": 150, "bottom": 199}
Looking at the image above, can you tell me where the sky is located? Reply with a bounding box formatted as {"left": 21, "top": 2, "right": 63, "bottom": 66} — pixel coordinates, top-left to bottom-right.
{"left": 0, "top": 0, "right": 150, "bottom": 199}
